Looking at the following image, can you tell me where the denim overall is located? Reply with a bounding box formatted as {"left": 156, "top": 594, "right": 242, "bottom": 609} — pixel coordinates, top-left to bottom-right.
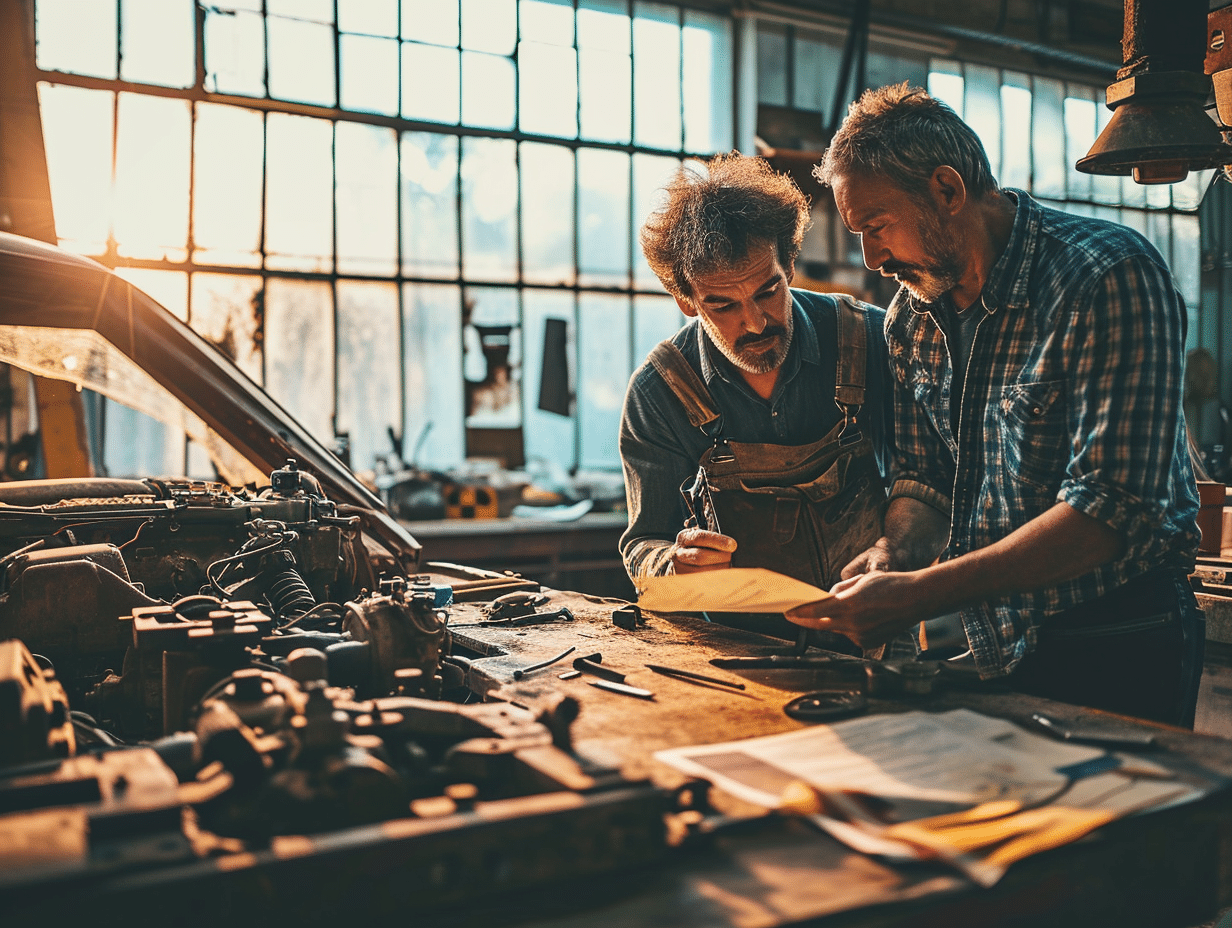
{"left": 648, "top": 297, "right": 887, "bottom": 644}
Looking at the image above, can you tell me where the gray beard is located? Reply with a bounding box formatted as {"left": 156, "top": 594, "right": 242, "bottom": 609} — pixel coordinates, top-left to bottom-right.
{"left": 895, "top": 211, "right": 964, "bottom": 303}
{"left": 899, "top": 267, "right": 961, "bottom": 303}
{"left": 700, "top": 308, "right": 794, "bottom": 375}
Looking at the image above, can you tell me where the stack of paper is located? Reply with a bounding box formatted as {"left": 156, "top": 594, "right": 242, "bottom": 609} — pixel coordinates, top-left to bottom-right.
{"left": 655, "top": 709, "right": 1199, "bottom": 886}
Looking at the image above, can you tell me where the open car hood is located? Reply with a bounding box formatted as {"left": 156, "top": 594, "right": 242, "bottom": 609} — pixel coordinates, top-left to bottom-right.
{"left": 0, "top": 230, "right": 420, "bottom": 565}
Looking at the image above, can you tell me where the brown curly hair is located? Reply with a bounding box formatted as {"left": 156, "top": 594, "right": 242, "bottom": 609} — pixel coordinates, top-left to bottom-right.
{"left": 640, "top": 154, "right": 810, "bottom": 302}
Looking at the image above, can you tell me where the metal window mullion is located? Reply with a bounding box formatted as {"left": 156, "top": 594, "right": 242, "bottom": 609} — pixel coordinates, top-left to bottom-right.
{"left": 626, "top": 0, "right": 634, "bottom": 294}
{"left": 1027, "top": 74, "right": 1037, "bottom": 194}
{"left": 455, "top": 1, "right": 464, "bottom": 285}
{"left": 329, "top": 7, "right": 342, "bottom": 447}
{"left": 997, "top": 66, "right": 1005, "bottom": 189}
{"left": 259, "top": 109, "right": 269, "bottom": 391}
{"left": 263, "top": 0, "right": 271, "bottom": 99}
{"left": 677, "top": 5, "right": 685, "bottom": 152}
{"left": 106, "top": 88, "right": 119, "bottom": 266}
{"left": 331, "top": 115, "right": 340, "bottom": 448}
{"left": 333, "top": 0, "right": 341, "bottom": 108}
{"left": 186, "top": 101, "right": 197, "bottom": 322}
{"left": 784, "top": 24, "right": 794, "bottom": 111}
{"left": 572, "top": 0, "right": 582, "bottom": 470}
{"left": 514, "top": 0, "right": 524, "bottom": 287}
{"left": 106, "top": 0, "right": 122, "bottom": 266}
{"left": 395, "top": 105, "right": 407, "bottom": 460}
{"left": 194, "top": 1, "right": 207, "bottom": 90}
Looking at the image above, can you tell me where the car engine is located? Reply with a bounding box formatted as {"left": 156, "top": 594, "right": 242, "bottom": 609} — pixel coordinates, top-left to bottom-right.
{"left": 0, "top": 461, "right": 666, "bottom": 924}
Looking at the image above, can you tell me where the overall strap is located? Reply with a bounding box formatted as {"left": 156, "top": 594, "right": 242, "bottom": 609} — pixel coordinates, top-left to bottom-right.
{"left": 647, "top": 340, "right": 721, "bottom": 431}
{"left": 833, "top": 295, "right": 869, "bottom": 445}
{"left": 834, "top": 294, "right": 869, "bottom": 403}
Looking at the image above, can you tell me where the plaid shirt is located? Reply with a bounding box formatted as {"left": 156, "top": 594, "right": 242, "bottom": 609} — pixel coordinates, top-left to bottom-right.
{"left": 887, "top": 189, "right": 1200, "bottom": 678}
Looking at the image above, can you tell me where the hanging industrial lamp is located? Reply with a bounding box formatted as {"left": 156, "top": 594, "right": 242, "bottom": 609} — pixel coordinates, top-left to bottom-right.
{"left": 1077, "top": 0, "right": 1232, "bottom": 185}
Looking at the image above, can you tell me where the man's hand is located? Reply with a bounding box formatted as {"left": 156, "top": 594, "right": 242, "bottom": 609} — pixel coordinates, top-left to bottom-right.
{"left": 840, "top": 537, "right": 897, "bottom": 578}
{"left": 670, "top": 527, "right": 737, "bottom": 574}
{"left": 838, "top": 498, "right": 950, "bottom": 579}
{"left": 786, "top": 570, "right": 931, "bottom": 650}
{"left": 787, "top": 502, "right": 1127, "bottom": 650}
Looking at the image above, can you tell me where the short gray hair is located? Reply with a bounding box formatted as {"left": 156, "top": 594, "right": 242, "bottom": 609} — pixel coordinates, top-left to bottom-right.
{"left": 815, "top": 83, "right": 998, "bottom": 201}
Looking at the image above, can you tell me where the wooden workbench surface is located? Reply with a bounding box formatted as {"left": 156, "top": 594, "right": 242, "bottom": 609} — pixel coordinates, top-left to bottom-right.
{"left": 438, "top": 583, "right": 1232, "bottom": 928}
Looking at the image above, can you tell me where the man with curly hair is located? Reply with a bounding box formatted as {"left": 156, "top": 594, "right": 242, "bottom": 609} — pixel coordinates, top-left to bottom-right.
{"left": 788, "top": 84, "right": 1204, "bottom": 725}
{"left": 619, "top": 154, "right": 895, "bottom": 647}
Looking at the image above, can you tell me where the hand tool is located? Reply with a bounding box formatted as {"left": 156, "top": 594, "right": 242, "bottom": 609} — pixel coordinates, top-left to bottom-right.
{"left": 572, "top": 652, "right": 626, "bottom": 683}
{"left": 587, "top": 679, "right": 654, "bottom": 699}
{"left": 512, "top": 646, "right": 576, "bottom": 680}
{"left": 451, "top": 607, "right": 575, "bottom": 629}
{"left": 710, "top": 653, "right": 876, "bottom": 669}
{"left": 645, "top": 664, "right": 745, "bottom": 690}
{"left": 1030, "top": 713, "right": 1160, "bottom": 750}
{"left": 680, "top": 465, "right": 721, "bottom": 533}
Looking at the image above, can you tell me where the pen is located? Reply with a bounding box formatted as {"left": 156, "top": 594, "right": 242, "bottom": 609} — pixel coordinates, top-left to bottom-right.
{"left": 645, "top": 664, "right": 746, "bottom": 690}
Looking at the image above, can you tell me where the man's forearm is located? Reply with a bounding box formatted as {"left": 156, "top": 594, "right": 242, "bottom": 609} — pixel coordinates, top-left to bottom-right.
{"left": 882, "top": 496, "right": 950, "bottom": 570}
{"left": 913, "top": 501, "right": 1125, "bottom": 616}
{"left": 788, "top": 501, "right": 1127, "bottom": 649}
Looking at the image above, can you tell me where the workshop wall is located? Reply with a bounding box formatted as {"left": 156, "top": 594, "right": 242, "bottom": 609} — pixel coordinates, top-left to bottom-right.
{"left": 14, "top": 0, "right": 1210, "bottom": 486}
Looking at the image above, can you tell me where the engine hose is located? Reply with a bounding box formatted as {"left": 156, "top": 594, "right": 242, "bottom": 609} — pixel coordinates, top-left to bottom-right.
{"left": 266, "top": 567, "right": 316, "bottom": 619}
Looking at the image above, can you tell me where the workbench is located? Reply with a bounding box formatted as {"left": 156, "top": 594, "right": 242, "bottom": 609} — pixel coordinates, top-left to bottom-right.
{"left": 438, "top": 585, "right": 1232, "bottom": 928}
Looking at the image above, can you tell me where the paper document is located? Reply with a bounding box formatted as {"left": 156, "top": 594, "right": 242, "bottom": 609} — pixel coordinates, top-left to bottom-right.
{"left": 654, "top": 709, "right": 1201, "bottom": 886}
{"left": 637, "top": 567, "right": 829, "bottom": 614}
{"left": 656, "top": 709, "right": 1087, "bottom": 809}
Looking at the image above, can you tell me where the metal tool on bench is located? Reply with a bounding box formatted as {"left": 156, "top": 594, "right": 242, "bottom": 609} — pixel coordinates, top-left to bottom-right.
{"left": 512, "top": 646, "right": 577, "bottom": 680}
{"left": 451, "top": 606, "right": 575, "bottom": 629}
{"left": 450, "top": 591, "right": 576, "bottom": 629}
{"left": 571, "top": 652, "right": 628, "bottom": 683}
{"left": 435, "top": 563, "right": 542, "bottom": 602}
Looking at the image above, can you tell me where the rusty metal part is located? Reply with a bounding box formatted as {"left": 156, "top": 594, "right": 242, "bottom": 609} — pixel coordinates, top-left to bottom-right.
{"left": 612, "top": 604, "right": 645, "bottom": 630}
{"left": 341, "top": 587, "right": 447, "bottom": 699}
{"left": 0, "top": 639, "right": 75, "bottom": 762}
{"left": 452, "top": 606, "right": 575, "bottom": 629}
{"left": 482, "top": 591, "right": 550, "bottom": 621}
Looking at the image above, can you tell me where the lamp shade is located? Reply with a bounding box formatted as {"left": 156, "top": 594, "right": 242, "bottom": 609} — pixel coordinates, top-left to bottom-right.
{"left": 1077, "top": 90, "right": 1231, "bottom": 184}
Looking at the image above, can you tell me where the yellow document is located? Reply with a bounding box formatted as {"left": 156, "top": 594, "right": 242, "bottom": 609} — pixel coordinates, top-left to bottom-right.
{"left": 636, "top": 567, "right": 830, "bottom": 614}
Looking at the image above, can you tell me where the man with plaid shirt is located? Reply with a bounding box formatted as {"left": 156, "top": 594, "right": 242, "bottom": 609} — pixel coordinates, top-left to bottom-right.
{"left": 788, "top": 83, "right": 1204, "bottom": 727}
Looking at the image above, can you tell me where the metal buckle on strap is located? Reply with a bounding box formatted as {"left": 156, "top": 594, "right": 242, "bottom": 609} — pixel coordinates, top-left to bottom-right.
{"left": 837, "top": 403, "right": 863, "bottom": 447}
{"left": 701, "top": 418, "right": 735, "bottom": 463}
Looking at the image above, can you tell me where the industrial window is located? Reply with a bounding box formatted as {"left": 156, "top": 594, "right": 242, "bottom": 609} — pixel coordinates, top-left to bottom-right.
{"left": 32, "top": 0, "right": 734, "bottom": 478}
{"left": 756, "top": 20, "right": 1205, "bottom": 326}
{"left": 924, "top": 59, "right": 1204, "bottom": 322}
